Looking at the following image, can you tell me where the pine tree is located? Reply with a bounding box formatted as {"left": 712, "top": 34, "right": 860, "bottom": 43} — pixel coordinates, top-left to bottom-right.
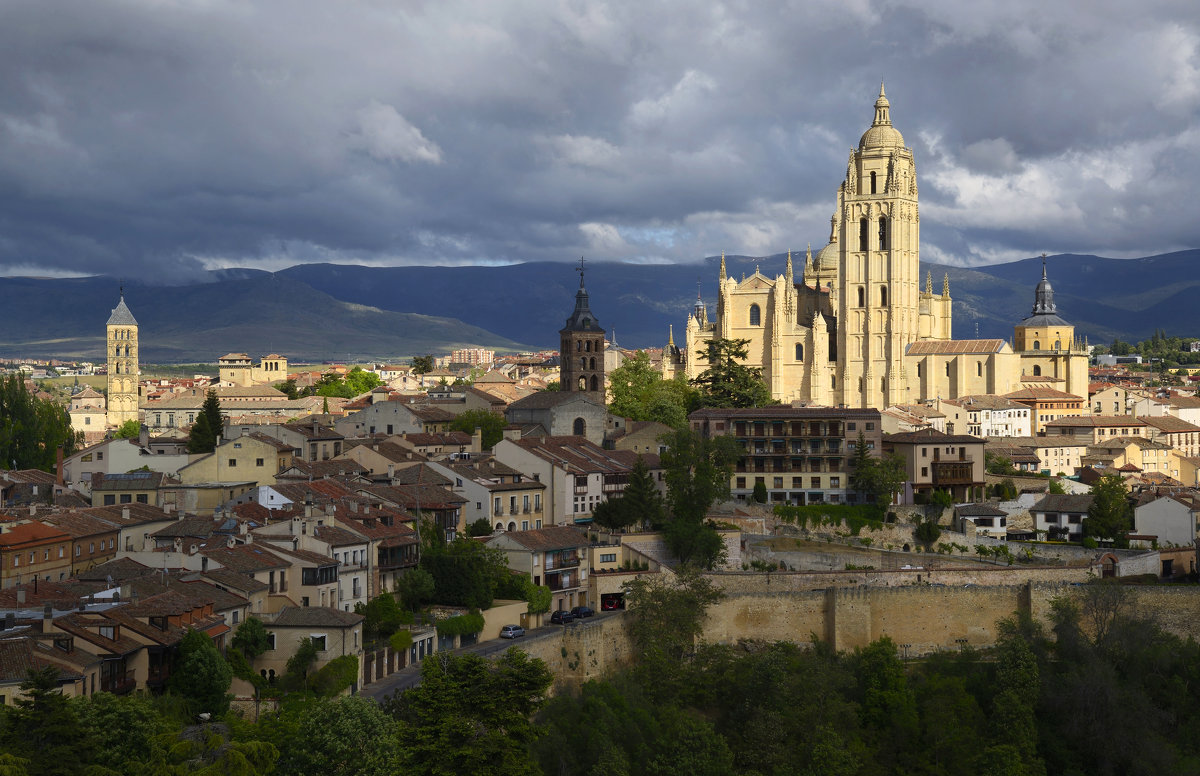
{"left": 621, "top": 454, "right": 666, "bottom": 529}
{"left": 188, "top": 389, "right": 223, "bottom": 453}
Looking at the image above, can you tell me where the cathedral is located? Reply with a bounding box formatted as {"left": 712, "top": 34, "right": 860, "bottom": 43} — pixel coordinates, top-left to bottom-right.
{"left": 663, "top": 85, "right": 1087, "bottom": 407}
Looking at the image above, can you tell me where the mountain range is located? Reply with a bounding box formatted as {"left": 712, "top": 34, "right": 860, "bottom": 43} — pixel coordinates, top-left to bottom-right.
{"left": 1, "top": 249, "right": 1197, "bottom": 362}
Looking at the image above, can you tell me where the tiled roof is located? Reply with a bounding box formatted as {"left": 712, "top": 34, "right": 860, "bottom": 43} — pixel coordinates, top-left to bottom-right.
{"left": 1030, "top": 494, "right": 1095, "bottom": 513}
{"left": 272, "top": 606, "right": 363, "bottom": 628}
{"left": 74, "top": 557, "right": 155, "bottom": 582}
{"left": 943, "top": 395, "right": 1027, "bottom": 411}
{"left": 199, "top": 567, "right": 269, "bottom": 594}
{"left": 313, "top": 524, "right": 366, "bottom": 547}
{"left": 40, "top": 512, "right": 118, "bottom": 539}
{"left": 1044, "top": 415, "right": 1147, "bottom": 428}
{"left": 1004, "top": 387, "right": 1084, "bottom": 401}
{"left": 883, "top": 429, "right": 984, "bottom": 445}
{"left": 905, "top": 339, "right": 1007, "bottom": 355}
{"left": 91, "top": 471, "right": 166, "bottom": 491}
{"left": 0, "top": 522, "right": 70, "bottom": 549}
{"left": 956, "top": 503, "right": 1008, "bottom": 517}
{"left": 276, "top": 460, "right": 366, "bottom": 479}
{"left": 509, "top": 436, "right": 659, "bottom": 475}
{"left": 1141, "top": 415, "right": 1200, "bottom": 433}
{"left": 487, "top": 525, "right": 588, "bottom": 552}
{"left": 201, "top": 544, "right": 290, "bottom": 573}
{"left": 507, "top": 392, "right": 604, "bottom": 411}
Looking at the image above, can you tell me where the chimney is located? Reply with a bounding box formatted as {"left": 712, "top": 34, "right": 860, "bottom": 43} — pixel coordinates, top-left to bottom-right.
{"left": 42, "top": 603, "right": 52, "bottom": 621}
{"left": 387, "top": 464, "right": 395, "bottom": 480}
{"left": 139, "top": 424, "right": 149, "bottom": 447}
{"left": 28, "top": 504, "right": 36, "bottom": 517}
{"left": 55, "top": 446, "right": 64, "bottom": 486}
{"left": 122, "top": 507, "right": 130, "bottom": 521}
{"left": 472, "top": 427, "right": 482, "bottom": 452}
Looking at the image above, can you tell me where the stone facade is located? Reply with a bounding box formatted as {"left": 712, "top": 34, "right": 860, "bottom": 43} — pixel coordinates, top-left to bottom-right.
{"left": 105, "top": 294, "right": 140, "bottom": 428}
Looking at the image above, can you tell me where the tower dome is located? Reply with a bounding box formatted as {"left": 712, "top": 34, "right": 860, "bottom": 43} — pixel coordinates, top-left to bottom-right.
{"left": 1020, "top": 258, "right": 1070, "bottom": 327}
{"left": 858, "top": 83, "right": 905, "bottom": 150}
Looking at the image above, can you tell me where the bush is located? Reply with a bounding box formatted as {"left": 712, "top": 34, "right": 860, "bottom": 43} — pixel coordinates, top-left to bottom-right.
{"left": 436, "top": 611, "right": 486, "bottom": 638}
{"left": 914, "top": 519, "right": 942, "bottom": 547}
{"left": 751, "top": 481, "right": 768, "bottom": 504}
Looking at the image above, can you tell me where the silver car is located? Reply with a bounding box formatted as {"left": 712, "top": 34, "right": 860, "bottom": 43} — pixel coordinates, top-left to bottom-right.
{"left": 499, "top": 624, "right": 525, "bottom": 639}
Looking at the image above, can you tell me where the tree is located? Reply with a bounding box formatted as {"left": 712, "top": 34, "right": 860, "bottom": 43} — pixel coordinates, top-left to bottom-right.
{"left": 168, "top": 628, "right": 233, "bottom": 715}
{"left": 691, "top": 338, "right": 773, "bottom": 409}
{"left": 751, "top": 480, "right": 768, "bottom": 503}
{"left": 607, "top": 351, "right": 697, "bottom": 428}
{"left": 590, "top": 497, "right": 637, "bottom": 532}
{"left": 929, "top": 489, "right": 953, "bottom": 510}
{"left": 114, "top": 419, "right": 140, "bottom": 439}
{"left": 314, "top": 367, "right": 382, "bottom": 398}
{"left": 355, "top": 593, "right": 408, "bottom": 644}
{"left": 386, "top": 649, "right": 553, "bottom": 776}
{"left": 659, "top": 428, "right": 741, "bottom": 567}
{"left": 465, "top": 517, "right": 493, "bottom": 537}
{"left": 1086, "top": 473, "right": 1131, "bottom": 546}
{"left": 269, "top": 697, "right": 402, "bottom": 776}
{"left": 851, "top": 439, "right": 907, "bottom": 510}
{"left": 411, "top": 355, "right": 434, "bottom": 375}
{"left": 2, "top": 666, "right": 86, "bottom": 776}
{"left": 231, "top": 616, "right": 271, "bottom": 661}
{"left": 72, "top": 692, "right": 174, "bottom": 773}
{"left": 0, "top": 374, "right": 78, "bottom": 472}
{"left": 274, "top": 379, "right": 300, "bottom": 400}
{"left": 1048, "top": 479, "right": 1066, "bottom": 495}
{"left": 622, "top": 568, "right": 724, "bottom": 692}
{"left": 188, "top": 389, "right": 222, "bottom": 454}
{"left": 593, "top": 455, "right": 665, "bottom": 531}
{"left": 914, "top": 518, "right": 942, "bottom": 548}
{"left": 395, "top": 567, "right": 436, "bottom": 611}
{"left": 449, "top": 409, "right": 507, "bottom": 450}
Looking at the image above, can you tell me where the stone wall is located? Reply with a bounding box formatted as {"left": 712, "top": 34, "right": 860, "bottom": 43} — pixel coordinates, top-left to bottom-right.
{"left": 511, "top": 612, "right": 634, "bottom": 691}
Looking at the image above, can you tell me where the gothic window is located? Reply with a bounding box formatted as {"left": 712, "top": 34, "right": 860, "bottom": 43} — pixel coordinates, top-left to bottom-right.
{"left": 880, "top": 286, "right": 888, "bottom": 307}
{"left": 585, "top": 341, "right": 591, "bottom": 352}
{"left": 856, "top": 287, "right": 864, "bottom": 307}
{"left": 878, "top": 217, "right": 888, "bottom": 250}
{"left": 795, "top": 343, "right": 804, "bottom": 361}
{"left": 859, "top": 218, "right": 868, "bottom": 251}
{"left": 580, "top": 356, "right": 586, "bottom": 369}
{"left": 576, "top": 341, "right": 582, "bottom": 352}
{"left": 870, "top": 171, "right": 877, "bottom": 195}
{"left": 573, "top": 418, "right": 586, "bottom": 436}
{"left": 1054, "top": 340, "right": 1061, "bottom": 350}
{"left": 1033, "top": 365, "right": 1042, "bottom": 376}
{"left": 589, "top": 357, "right": 596, "bottom": 370}
{"left": 578, "top": 377, "right": 587, "bottom": 391}
{"left": 749, "top": 304, "right": 761, "bottom": 326}
{"left": 590, "top": 375, "right": 599, "bottom": 391}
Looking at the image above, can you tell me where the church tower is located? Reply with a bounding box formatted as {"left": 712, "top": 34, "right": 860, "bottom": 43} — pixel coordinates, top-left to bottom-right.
{"left": 105, "top": 292, "right": 140, "bottom": 428}
{"left": 834, "top": 84, "right": 926, "bottom": 409}
{"left": 559, "top": 262, "right": 606, "bottom": 398}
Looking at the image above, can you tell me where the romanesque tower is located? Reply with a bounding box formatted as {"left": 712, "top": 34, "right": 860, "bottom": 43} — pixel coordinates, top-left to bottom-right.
{"left": 834, "top": 83, "right": 926, "bottom": 409}
{"left": 105, "top": 292, "right": 140, "bottom": 427}
{"left": 559, "top": 263, "right": 606, "bottom": 398}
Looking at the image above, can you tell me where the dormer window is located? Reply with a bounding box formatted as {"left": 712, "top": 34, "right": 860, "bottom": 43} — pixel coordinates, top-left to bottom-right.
{"left": 99, "top": 625, "right": 117, "bottom": 640}
{"left": 150, "top": 616, "right": 167, "bottom": 631}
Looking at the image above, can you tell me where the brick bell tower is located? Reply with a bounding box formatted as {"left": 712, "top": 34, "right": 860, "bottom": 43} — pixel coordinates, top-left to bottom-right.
{"left": 559, "top": 259, "right": 606, "bottom": 398}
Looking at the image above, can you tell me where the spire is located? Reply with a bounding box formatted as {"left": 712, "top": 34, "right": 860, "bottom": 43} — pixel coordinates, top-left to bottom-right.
{"left": 719, "top": 251, "right": 726, "bottom": 281}
{"left": 786, "top": 250, "right": 793, "bottom": 282}
{"left": 562, "top": 261, "right": 601, "bottom": 331}
{"left": 873, "top": 81, "right": 892, "bottom": 127}
{"left": 1032, "top": 254, "right": 1057, "bottom": 315}
{"left": 925, "top": 271, "right": 932, "bottom": 295}
{"left": 942, "top": 273, "right": 950, "bottom": 299}
{"left": 668, "top": 324, "right": 675, "bottom": 347}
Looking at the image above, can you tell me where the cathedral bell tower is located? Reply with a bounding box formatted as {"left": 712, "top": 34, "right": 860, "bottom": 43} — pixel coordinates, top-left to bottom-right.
{"left": 559, "top": 260, "right": 606, "bottom": 398}
{"left": 834, "top": 83, "right": 924, "bottom": 409}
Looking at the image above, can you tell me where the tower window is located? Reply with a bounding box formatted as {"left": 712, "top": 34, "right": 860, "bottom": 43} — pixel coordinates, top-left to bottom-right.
{"left": 795, "top": 343, "right": 804, "bottom": 361}
{"left": 585, "top": 341, "right": 591, "bottom": 352}
{"left": 590, "top": 375, "right": 599, "bottom": 391}
{"left": 945, "top": 362, "right": 951, "bottom": 377}
{"left": 878, "top": 217, "right": 888, "bottom": 250}
{"left": 857, "top": 287, "right": 865, "bottom": 307}
{"left": 749, "top": 304, "right": 761, "bottom": 326}
{"left": 1054, "top": 340, "right": 1061, "bottom": 350}
{"left": 580, "top": 356, "right": 586, "bottom": 369}
{"left": 1033, "top": 365, "right": 1042, "bottom": 377}
{"left": 859, "top": 218, "right": 868, "bottom": 251}
{"left": 577, "top": 341, "right": 582, "bottom": 352}
{"left": 589, "top": 357, "right": 596, "bottom": 370}
{"left": 870, "top": 171, "right": 877, "bottom": 195}
{"left": 573, "top": 418, "right": 586, "bottom": 436}
{"left": 880, "top": 286, "right": 888, "bottom": 307}
{"left": 1033, "top": 340, "right": 1040, "bottom": 350}
{"left": 578, "top": 377, "right": 587, "bottom": 391}
{"left": 977, "top": 361, "right": 983, "bottom": 377}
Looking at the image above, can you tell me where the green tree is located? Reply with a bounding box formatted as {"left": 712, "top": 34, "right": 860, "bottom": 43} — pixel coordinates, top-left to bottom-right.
{"left": 659, "top": 428, "right": 741, "bottom": 567}
{"left": 607, "top": 351, "right": 697, "bottom": 428}
{"left": 751, "top": 480, "right": 768, "bottom": 503}
{"left": 1086, "top": 473, "right": 1132, "bottom": 546}
{"left": 449, "top": 409, "right": 507, "bottom": 450}
{"left": 929, "top": 489, "right": 953, "bottom": 510}
{"left": 274, "top": 379, "right": 300, "bottom": 400}
{"left": 622, "top": 567, "right": 724, "bottom": 674}
{"left": 354, "top": 593, "right": 408, "bottom": 644}
{"left": 187, "top": 389, "right": 222, "bottom": 454}
{"left": 411, "top": 355, "right": 434, "bottom": 375}
{"left": 114, "top": 419, "right": 141, "bottom": 439}
{"left": 593, "top": 455, "right": 665, "bottom": 531}
{"left": 269, "top": 697, "right": 401, "bottom": 776}
{"left": 280, "top": 637, "right": 320, "bottom": 693}
{"left": 72, "top": 692, "right": 174, "bottom": 773}
{"left": 2, "top": 666, "right": 86, "bottom": 776}
{"left": 395, "top": 567, "right": 436, "bottom": 611}
{"left": 343, "top": 366, "right": 383, "bottom": 396}
{"left": 465, "top": 517, "right": 493, "bottom": 537}
{"left": 851, "top": 442, "right": 906, "bottom": 510}
{"left": 914, "top": 518, "right": 942, "bottom": 548}
{"left": 386, "top": 649, "right": 553, "bottom": 776}
{"left": 590, "top": 497, "right": 637, "bottom": 532}
{"left": 1048, "top": 478, "right": 1066, "bottom": 495}
{"left": 691, "top": 338, "right": 773, "bottom": 409}
{"left": 0, "top": 374, "right": 78, "bottom": 472}
{"left": 168, "top": 628, "right": 233, "bottom": 715}
{"left": 230, "top": 616, "right": 271, "bottom": 660}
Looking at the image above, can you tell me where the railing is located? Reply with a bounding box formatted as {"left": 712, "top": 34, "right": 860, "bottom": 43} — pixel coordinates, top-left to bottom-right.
{"left": 932, "top": 461, "right": 975, "bottom": 486}
{"left": 102, "top": 670, "right": 136, "bottom": 695}
{"left": 546, "top": 573, "right": 578, "bottom": 591}
{"left": 544, "top": 552, "right": 580, "bottom": 571}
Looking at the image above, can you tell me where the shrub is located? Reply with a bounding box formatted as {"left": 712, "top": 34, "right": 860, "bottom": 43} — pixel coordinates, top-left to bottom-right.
{"left": 436, "top": 611, "right": 486, "bottom": 638}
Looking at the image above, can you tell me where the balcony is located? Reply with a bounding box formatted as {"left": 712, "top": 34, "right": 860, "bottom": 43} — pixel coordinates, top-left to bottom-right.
{"left": 932, "top": 461, "right": 976, "bottom": 486}
{"left": 546, "top": 571, "right": 579, "bottom": 591}
{"left": 101, "top": 670, "right": 137, "bottom": 695}
{"left": 544, "top": 551, "right": 581, "bottom": 571}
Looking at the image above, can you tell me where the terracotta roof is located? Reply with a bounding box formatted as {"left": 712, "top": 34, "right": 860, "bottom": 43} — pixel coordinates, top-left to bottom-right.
{"left": 1141, "top": 416, "right": 1200, "bottom": 433}
{"left": 0, "top": 522, "right": 70, "bottom": 549}
{"left": 507, "top": 392, "right": 605, "bottom": 411}
{"left": 905, "top": 339, "right": 1008, "bottom": 355}
{"left": 1004, "top": 387, "right": 1085, "bottom": 401}
{"left": 201, "top": 544, "right": 289, "bottom": 573}
{"left": 508, "top": 435, "right": 661, "bottom": 475}
{"left": 487, "top": 525, "right": 588, "bottom": 552}
{"left": 956, "top": 503, "right": 1008, "bottom": 517}
{"left": 199, "top": 568, "right": 269, "bottom": 594}
{"left": 271, "top": 606, "right": 363, "bottom": 628}
{"left": 39, "top": 512, "right": 118, "bottom": 539}
{"left": 313, "top": 524, "right": 366, "bottom": 547}
{"left": 1030, "top": 494, "right": 1095, "bottom": 513}
{"left": 883, "top": 429, "right": 984, "bottom": 445}
{"left": 276, "top": 460, "right": 366, "bottom": 479}
{"left": 1044, "top": 415, "right": 1148, "bottom": 428}
{"left": 943, "top": 395, "right": 1027, "bottom": 411}
{"left": 74, "top": 557, "right": 155, "bottom": 583}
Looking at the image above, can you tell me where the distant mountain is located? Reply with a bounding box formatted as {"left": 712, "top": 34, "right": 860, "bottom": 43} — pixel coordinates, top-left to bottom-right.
{"left": 0, "top": 272, "right": 528, "bottom": 362}
{"left": 2, "top": 249, "right": 1197, "bottom": 362}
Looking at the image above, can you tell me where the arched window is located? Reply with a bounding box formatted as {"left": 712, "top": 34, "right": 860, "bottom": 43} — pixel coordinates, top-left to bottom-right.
{"left": 495, "top": 522, "right": 504, "bottom": 531}
{"left": 573, "top": 417, "right": 586, "bottom": 436}
{"left": 578, "top": 377, "right": 587, "bottom": 391}
{"left": 1033, "top": 365, "right": 1042, "bottom": 376}
{"left": 590, "top": 375, "right": 599, "bottom": 391}
{"left": 857, "top": 287, "right": 865, "bottom": 307}
{"left": 576, "top": 341, "right": 582, "bottom": 352}
{"left": 508, "top": 522, "right": 516, "bottom": 532}
{"left": 870, "top": 171, "right": 877, "bottom": 194}
{"left": 1054, "top": 340, "right": 1061, "bottom": 350}
{"left": 878, "top": 217, "right": 888, "bottom": 250}
{"left": 585, "top": 341, "right": 591, "bottom": 352}
{"left": 977, "top": 361, "right": 983, "bottom": 377}
{"left": 795, "top": 343, "right": 804, "bottom": 361}
{"left": 580, "top": 356, "right": 587, "bottom": 369}
{"left": 749, "top": 304, "right": 761, "bottom": 326}
{"left": 589, "top": 357, "right": 596, "bottom": 370}
{"left": 859, "top": 218, "right": 869, "bottom": 251}
{"left": 1033, "top": 340, "right": 1040, "bottom": 350}
{"left": 880, "top": 286, "right": 888, "bottom": 307}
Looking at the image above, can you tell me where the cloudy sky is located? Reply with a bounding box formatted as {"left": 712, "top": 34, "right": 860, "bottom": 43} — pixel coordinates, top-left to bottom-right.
{"left": 1, "top": 0, "right": 1197, "bottom": 280}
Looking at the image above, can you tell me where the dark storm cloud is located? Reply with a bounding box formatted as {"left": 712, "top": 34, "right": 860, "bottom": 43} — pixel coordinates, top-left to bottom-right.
{"left": 0, "top": 0, "right": 1196, "bottom": 278}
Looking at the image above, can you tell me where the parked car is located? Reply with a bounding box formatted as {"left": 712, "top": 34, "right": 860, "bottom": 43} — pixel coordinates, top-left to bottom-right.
{"left": 571, "top": 605, "right": 595, "bottom": 619}
{"left": 550, "top": 610, "right": 575, "bottom": 625}
{"left": 499, "top": 624, "right": 525, "bottom": 639}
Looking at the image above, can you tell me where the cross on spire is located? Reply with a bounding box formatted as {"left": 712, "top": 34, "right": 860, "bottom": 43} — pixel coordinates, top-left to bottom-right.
{"left": 576, "top": 256, "right": 586, "bottom": 287}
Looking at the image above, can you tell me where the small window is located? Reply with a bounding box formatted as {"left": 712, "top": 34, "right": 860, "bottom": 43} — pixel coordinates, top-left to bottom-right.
{"left": 228, "top": 458, "right": 237, "bottom": 467}
{"left": 859, "top": 217, "right": 868, "bottom": 250}
{"left": 311, "top": 635, "right": 326, "bottom": 651}
{"left": 870, "top": 170, "right": 877, "bottom": 194}
{"left": 1033, "top": 365, "right": 1042, "bottom": 376}
{"left": 266, "top": 633, "right": 276, "bottom": 650}
{"left": 795, "top": 343, "right": 804, "bottom": 361}
{"left": 1033, "top": 340, "right": 1040, "bottom": 350}
{"left": 878, "top": 217, "right": 887, "bottom": 250}
{"left": 880, "top": 286, "right": 888, "bottom": 307}
{"left": 749, "top": 304, "right": 761, "bottom": 326}
{"left": 977, "top": 361, "right": 983, "bottom": 377}
{"left": 256, "top": 458, "right": 265, "bottom": 467}
{"left": 857, "top": 287, "right": 865, "bottom": 307}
